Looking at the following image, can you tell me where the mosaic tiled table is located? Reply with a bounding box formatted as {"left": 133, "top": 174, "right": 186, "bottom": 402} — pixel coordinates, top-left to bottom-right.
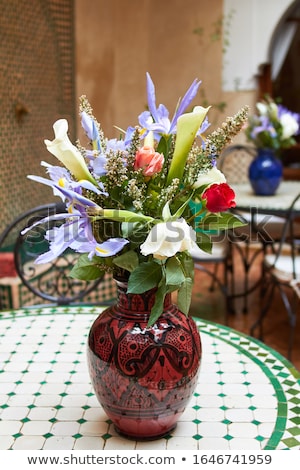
{"left": 0, "top": 305, "right": 299, "bottom": 451}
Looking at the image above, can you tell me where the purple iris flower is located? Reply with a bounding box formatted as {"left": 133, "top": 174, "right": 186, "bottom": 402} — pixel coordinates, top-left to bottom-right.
{"left": 251, "top": 116, "right": 276, "bottom": 139}
{"left": 83, "top": 237, "right": 129, "bottom": 260}
{"left": 32, "top": 209, "right": 128, "bottom": 264}
{"left": 138, "top": 72, "right": 202, "bottom": 137}
{"left": 28, "top": 174, "right": 100, "bottom": 208}
{"left": 81, "top": 111, "right": 102, "bottom": 151}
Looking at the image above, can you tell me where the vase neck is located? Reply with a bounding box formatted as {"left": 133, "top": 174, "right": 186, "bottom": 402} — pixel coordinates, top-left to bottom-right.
{"left": 114, "top": 279, "right": 172, "bottom": 313}
{"left": 258, "top": 147, "right": 280, "bottom": 159}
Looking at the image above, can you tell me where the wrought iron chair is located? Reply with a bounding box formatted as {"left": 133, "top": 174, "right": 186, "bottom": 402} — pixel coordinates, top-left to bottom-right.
{"left": 191, "top": 233, "right": 235, "bottom": 322}
{"left": 0, "top": 203, "right": 115, "bottom": 309}
{"left": 218, "top": 144, "right": 286, "bottom": 313}
{"left": 250, "top": 192, "right": 300, "bottom": 360}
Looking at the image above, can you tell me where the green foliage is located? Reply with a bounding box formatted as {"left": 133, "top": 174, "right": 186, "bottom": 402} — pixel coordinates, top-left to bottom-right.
{"left": 69, "top": 254, "right": 106, "bottom": 281}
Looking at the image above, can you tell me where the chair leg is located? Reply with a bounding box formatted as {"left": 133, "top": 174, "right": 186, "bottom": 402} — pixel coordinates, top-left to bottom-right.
{"left": 277, "top": 285, "right": 298, "bottom": 360}
{"left": 250, "top": 280, "right": 275, "bottom": 339}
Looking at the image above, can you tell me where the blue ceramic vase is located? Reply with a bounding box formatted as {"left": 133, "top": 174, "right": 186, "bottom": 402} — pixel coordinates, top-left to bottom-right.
{"left": 248, "top": 148, "right": 283, "bottom": 196}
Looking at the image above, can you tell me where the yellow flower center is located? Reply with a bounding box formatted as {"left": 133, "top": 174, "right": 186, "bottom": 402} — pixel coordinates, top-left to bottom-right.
{"left": 95, "top": 246, "right": 109, "bottom": 254}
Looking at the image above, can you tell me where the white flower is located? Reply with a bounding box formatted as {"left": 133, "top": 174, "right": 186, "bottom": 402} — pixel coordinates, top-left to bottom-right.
{"left": 256, "top": 102, "right": 268, "bottom": 116}
{"left": 280, "top": 113, "right": 299, "bottom": 140}
{"left": 44, "top": 119, "right": 96, "bottom": 184}
{"left": 193, "top": 167, "right": 226, "bottom": 189}
{"left": 140, "top": 218, "right": 201, "bottom": 260}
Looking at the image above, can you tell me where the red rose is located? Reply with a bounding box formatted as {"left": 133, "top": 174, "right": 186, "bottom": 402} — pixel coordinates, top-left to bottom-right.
{"left": 202, "top": 183, "right": 236, "bottom": 212}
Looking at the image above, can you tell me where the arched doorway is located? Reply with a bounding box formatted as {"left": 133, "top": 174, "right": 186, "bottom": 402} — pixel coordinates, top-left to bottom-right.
{"left": 258, "top": 1, "right": 300, "bottom": 172}
{"left": 271, "top": 1, "right": 300, "bottom": 114}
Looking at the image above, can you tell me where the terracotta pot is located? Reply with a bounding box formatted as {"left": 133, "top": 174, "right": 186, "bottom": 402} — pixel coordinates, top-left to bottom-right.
{"left": 87, "top": 278, "right": 202, "bottom": 440}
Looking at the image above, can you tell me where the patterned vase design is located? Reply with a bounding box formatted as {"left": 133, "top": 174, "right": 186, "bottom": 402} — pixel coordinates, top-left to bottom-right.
{"left": 248, "top": 147, "right": 283, "bottom": 196}
{"left": 87, "top": 278, "right": 202, "bottom": 440}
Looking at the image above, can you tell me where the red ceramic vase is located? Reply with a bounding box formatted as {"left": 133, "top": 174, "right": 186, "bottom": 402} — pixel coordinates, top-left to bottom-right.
{"left": 87, "top": 279, "right": 202, "bottom": 440}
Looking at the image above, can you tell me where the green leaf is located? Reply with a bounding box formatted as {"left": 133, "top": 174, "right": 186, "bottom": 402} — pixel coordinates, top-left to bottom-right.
{"left": 180, "top": 252, "right": 195, "bottom": 280}
{"left": 113, "top": 250, "right": 139, "bottom": 272}
{"left": 127, "top": 261, "right": 162, "bottom": 294}
{"left": 147, "top": 282, "right": 167, "bottom": 326}
{"left": 69, "top": 254, "right": 106, "bottom": 281}
{"left": 198, "top": 212, "right": 247, "bottom": 231}
{"left": 177, "top": 277, "right": 193, "bottom": 315}
{"left": 166, "top": 257, "right": 185, "bottom": 286}
{"left": 195, "top": 231, "right": 213, "bottom": 254}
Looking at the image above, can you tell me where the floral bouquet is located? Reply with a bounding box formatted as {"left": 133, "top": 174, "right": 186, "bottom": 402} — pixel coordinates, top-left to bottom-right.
{"left": 245, "top": 97, "right": 300, "bottom": 152}
{"left": 26, "top": 73, "right": 248, "bottom": 325}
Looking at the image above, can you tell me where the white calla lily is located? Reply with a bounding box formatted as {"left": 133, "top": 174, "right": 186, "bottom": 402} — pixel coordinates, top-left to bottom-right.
{"left": 167, "top": 106, "right": 210, "bottom": 184}
{"left": 44, "top": 119, "right": 96, "bottom": 184}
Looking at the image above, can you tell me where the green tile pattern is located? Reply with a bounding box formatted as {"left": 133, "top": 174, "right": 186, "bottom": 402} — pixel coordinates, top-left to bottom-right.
{"left": 0, "top": 306, "right": 299, "bottom": 450}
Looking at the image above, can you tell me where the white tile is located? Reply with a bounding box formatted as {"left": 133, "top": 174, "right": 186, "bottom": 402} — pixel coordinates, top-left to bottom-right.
{"left": 223, "top": 395, "right": 252, "bottom": 408}
{"left": 222, "top": 383, "right": 248, "bottom": 395}
{"left": 0, "top": 435, "right": 14, "bottom": 450}
{"left": 0, "top": 382, "right": 16, "bottom": 393}
{"left": 1, "top": 406, "right": 28, "bottom": 420}
{"left": 227, "top": 422, "right": 258, "bottom": 438}
{"left": 197, "top": 395, "right": 223, "bottom": 408}
{"left": 229, "top": 438, "right": 262, "bottom": 450}
{"left": 51, "top": 421, "right": 80, "bottom": 436}
{"left": 22, "top": 420, "right": 53, "bottom": 435}
{"left": 74, "top": 436, "right": 105, "bottom": 450}
{"left": 104, "top": 436, "right": 136, "bottom": 449}
{"left": 247, "top": 383, "right": 274, "bottom": 395}
{"left": 28, "top": 407, "right": 57, "bottom": 421}
{"left": 14, "top": 383, "right": 41, "bottom": 394}
{"left": 43, "top": 436, "right": 75, "bottom": 450}
{"left": 79, "top": 421, "right": 109, "bottom": 436}
{"left": 135, "top": 439, "right": 168, "bottom": 450}
{"left": 34, "top": 395, "right": 62, "bottom": 406}
{"left": 198, "top": 372, "right": 222, "bottom": 384}
{"left": 7, "top": 394, "right": 34, "bottom": 406}
{"left": 0, "top": 420, "right": 22, "bottom": 435}
{"left": 250, "top": 395, "right": 277, "bottom": 408}
{"left": 197, "top": 437, "right": 230, "bottom": 449}
{"left": 45, "top": 372, "right": 71, "bottom": 384}
{"left": 83, "top": 407, "right": 108, "bottom": 422}
{"left": 175, "top": 421, "right": 197, "bottom": 436}
{"left": 258, "top": 422, "right": 276, "bottom": 438}
{"left": 178, "top": 407, "right": 197, "bottom": 421}
{"left": 225, "top": 408, "right": 254, "bottom": 422}
{"left": 65, "top": 383, "right": 91, "bottom": 395}
{"left": 61, "top": 395, "right": 88, "bottom": 407}
{"left": 197, "top": 421, "right": 228, "bottom": 437}
{"left": 12, "top": 436, "right": 45, "bottom": 450}
{"left": 39, "top": 383, "right": 67, "bottom": 394}
{"left": 218, "top": 362, "right": 245, "bottom": 373}
{"left": 56, "top": 407, "right": 84, "bottom": 421}
{"left": 253, "top": 408, "right": 277, "bottom": 422}
{"left": 21, "top": 372, "right": 46, "bottom": 383}
{"left": 245, "top": 372, "right": 271, "bottom": 384}
{"left": 0, "top": 371, "right": 22, "bottom": 382}
{"left": 27, "top": 363, "right": 51, "bottom": 372}
{"left": 166, "top": 436, "right": 197, "bottom": 450}
{"left": 196, "top": 383, "right": 223, "bottom": 395}
{"left": 197, "top": 408, "right": 225, "bottom": 422}
{"left": 71, "top": 372, "right": 90, "bottom": 383}
{"left": 221, "top": 373, "right": 246, "bottom": 384}
{"left": 32, "top": 352, "right": 56, "bottom": 363}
